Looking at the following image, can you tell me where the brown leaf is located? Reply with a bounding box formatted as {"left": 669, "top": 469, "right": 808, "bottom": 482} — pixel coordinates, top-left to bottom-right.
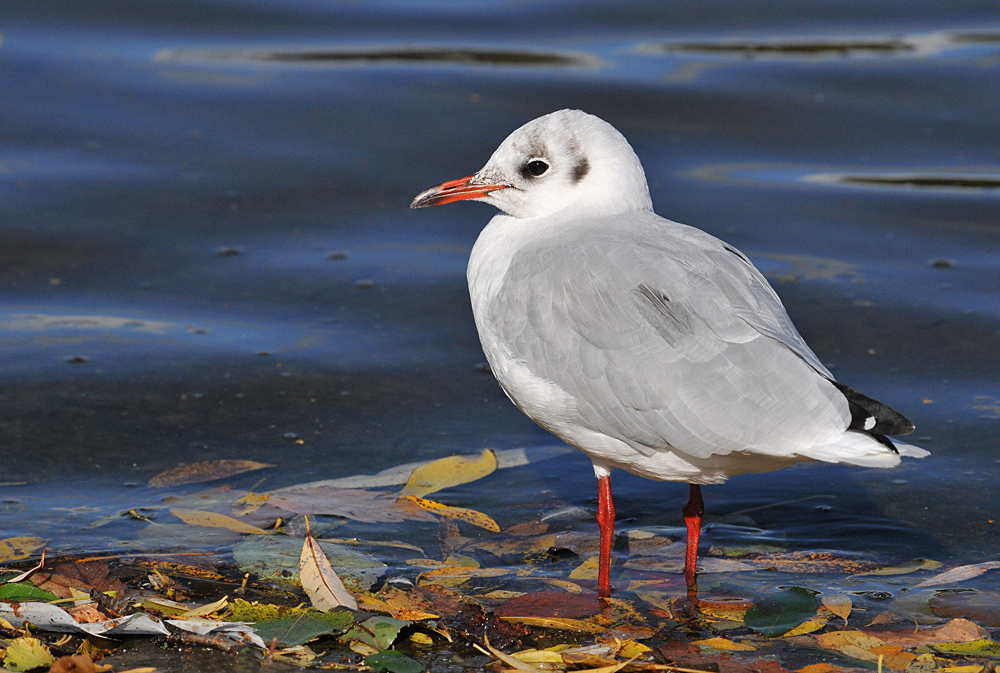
{"left": 32, "top": 562, "right": 126, "bottom": 599}
{"left": 149, "top": 459, "right": 273, "bottom": 487}
{"left": 873, "top": 618, "right": 988, "bottom": 647}
{"left": 67, "top": 604, "right": 109, "bottom": 624}
{"left": 49, "top": 654, "right": 98, "bottom": 673}
{"left": 269, "top": 487, "right": 435, "bottom": 523}
{"left": 744, "top": 550, "right": 879, "bottom": 574}
{"left": 442, "top": 603, "right": 530, "bottom": 648}
{"left": 494, "top": 590, "right": 601, "bottom": 619}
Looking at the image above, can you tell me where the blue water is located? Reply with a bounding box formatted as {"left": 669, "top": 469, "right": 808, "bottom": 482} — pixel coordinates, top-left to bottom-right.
{"left": 1, "top": 1, "right": 999, "bottom": 568}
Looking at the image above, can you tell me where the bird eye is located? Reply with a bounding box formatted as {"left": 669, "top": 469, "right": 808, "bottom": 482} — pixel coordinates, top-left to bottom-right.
{"left": 525, "top": 159, "right": 549, "bottom": 177}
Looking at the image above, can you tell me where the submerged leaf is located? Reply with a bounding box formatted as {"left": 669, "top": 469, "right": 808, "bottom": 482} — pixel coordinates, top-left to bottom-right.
{"left": 149, "top": 459, "right": 273, "bottom": 487}
{"left": 256, "top": 611, "right": 354, "bottom": 647}
{"left": 934, "top": 640, "right": 1000, "bottom": 658}
{"left": 400, "top": 449, "right": 497, "bottom": 498}
{"left": 0, "top": 537, "right": 46, "bottom": 563}
{"left": 693, "top": 637, "right": 756, "bottom": 651}
{"left": 170, "top": 508, "right": 270, "bottom": 534}
{"left": 855, "top": 558, "right": 943, "bottom": 577}
{"left": 912, "top": 562, "right": 1000, "bottom": 588}
{"left": 365, "top": 649, "right": 424, "bottom": 673}
{"left": 744, "top": 587, "right": 818, "bottom": 637}
{"left": 301, "top": 517, "right": 358, "bottom": 611}
{"left": 822, "top": 594, "right": 852, "bottom": 621}
{"left": 270, "top": 487, "right": 436, "bottom": 524}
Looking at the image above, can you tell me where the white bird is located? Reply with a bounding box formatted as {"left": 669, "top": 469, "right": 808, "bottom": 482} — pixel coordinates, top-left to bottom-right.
{"left": 411, "top": 109, "right": 927, "bottom": 599}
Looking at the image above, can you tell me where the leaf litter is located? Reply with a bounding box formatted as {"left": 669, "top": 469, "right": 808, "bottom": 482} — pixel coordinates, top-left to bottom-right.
{"left": 4, "top": 450, "right": 1000, "bottom": 673}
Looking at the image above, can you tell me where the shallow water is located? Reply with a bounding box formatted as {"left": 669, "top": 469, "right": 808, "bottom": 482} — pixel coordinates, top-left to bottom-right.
{"left": 1, "top": 1, "right": 999, "bottom": 572}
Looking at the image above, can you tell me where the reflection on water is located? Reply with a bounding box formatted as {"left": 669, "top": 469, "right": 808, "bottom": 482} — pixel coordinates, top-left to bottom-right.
{"left": 0, "top": 0, "right": 998, "bottom": 575}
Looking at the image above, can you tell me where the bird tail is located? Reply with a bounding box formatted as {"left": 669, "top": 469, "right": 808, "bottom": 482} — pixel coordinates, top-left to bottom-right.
{"left": 796, "top": 430, "right": 928, "bottom": 468}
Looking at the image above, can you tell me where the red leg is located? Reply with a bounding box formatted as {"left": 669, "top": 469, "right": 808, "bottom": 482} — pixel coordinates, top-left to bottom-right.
{"left": 596, "top": 475, "right": 615, "bottom": 598}
{"left": 682, "top": 484, "right": 704, "bottom": 600}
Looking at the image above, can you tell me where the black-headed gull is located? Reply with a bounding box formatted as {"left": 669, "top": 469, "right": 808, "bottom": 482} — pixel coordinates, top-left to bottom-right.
{"left": 411, "top": 109, "right": 926, "bottom": 598}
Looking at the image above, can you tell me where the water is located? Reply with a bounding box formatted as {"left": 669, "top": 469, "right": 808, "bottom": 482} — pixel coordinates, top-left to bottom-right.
{"left": 1, "top": 1, "right": 999, "bottom": 569}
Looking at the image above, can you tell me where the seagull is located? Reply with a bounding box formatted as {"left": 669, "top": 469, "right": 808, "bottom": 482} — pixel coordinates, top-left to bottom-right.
{"left": 411, "top": 109, "right": 927, "bottom": 599}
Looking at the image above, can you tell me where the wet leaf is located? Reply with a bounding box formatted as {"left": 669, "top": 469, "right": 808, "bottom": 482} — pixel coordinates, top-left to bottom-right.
{"left": 365, "top": 649, "right": 424, "bottom": 673}
{"left": 875, "top": 618, "right": 987, "bottom": 647}
{"left": 3, "top": 635, "right": 55, "bottom": 672}
{"left": 912, "top": 562, "right": 1000, "bottom": 588}
{"left": 934, "top": 639, "right": 1000, "bottom": 659}
{"left": 569, "top": 555, "right": 601, "bottom": 580}
{"left": 270, "top": 487, "right": 435, "bottom": 524}
{"left": 495, "top": 590, "right": 601, "bottom": 619}
{"left": 255, "top": 611, "right": 354, "bottom": 647}
{"left": 341, "top": 616, "right": 410, "bottom": 650}
{"left": 745, "top": 587, "right": 818, "bottom": 637}
{"left": 783, "top": 613, "right": 831, "bottom": 636}
{"left": 32, "top": 561, "right": 126, "bottom": 598}
{"left": 301, "top": 516, "right": 358, "bottom": 611}
{"left": 796, "top": 664, "right": 845, "bottom": 673}
{"left": 170, "top": 508, "right": 271, "bottom": 534}
{"left": 0, "top": 537, "right": 45, "bottom": 563}
{"left": 0, "top": 582, "right": 59, "bottom": 602}
{"left": 177, "top": 595, "right": 228, "bottom": 619}
{"left": 855, "top": 558, "right": 943, "bottom": 576}
{"left": 501, "top": 615, "right": 606, "bottom": 633}
{"left": 149, "top": 459, "right": 273, "bottom": 487}
{"left": 400, "top": 449, "right": 497, "bottom": 498}
{"left": 232, "top": 535, "right": 386, "bottom": 590}
{"left": 814, "top": 630, "right": 886, "bottom": 661}
{"left": 397, "top": 496, "right": 500, "bottom": 532}
{"left": 745, "top": 550, "right": 878, "bottom": 574}
{"left": 417, "top": 566, "right": 511, "bottom": 588}
{"left": 822, "top": 594, "right": 852, "bottom": 621}
{"left": 693, "top": 637, "right": 756, "bottom": 651}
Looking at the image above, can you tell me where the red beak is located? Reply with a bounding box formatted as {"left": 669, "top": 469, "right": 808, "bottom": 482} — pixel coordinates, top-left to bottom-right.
{"left": 410, "top": 175, "right": 508, "bottom": 209}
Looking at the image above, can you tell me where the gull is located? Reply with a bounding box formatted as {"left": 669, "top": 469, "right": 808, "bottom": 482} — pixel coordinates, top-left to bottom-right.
{"left": 411, "top": 109, "right": 927, "bottom": 598}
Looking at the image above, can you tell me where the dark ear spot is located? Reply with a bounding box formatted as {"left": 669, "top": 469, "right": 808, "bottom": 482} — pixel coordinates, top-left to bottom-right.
{"left": 572, "top": 157, "right": 590, "bottom": 184}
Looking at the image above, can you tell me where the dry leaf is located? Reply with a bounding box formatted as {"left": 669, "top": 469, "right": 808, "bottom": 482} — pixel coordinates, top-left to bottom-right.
{"left": 822, "top": 594, "right": 852, "bottom": 621}
{"left": 397, "top": 496, "right": 500, "bottom": 532}
{"left": 399, "top": 449, "right": 497, "bottom": 497}
{"left": 300, "top": 516, "right": 358, "bottom": 611}
{"left": 170, "top": 508, "right": 270, "bottom": 534}
{"left": 912, "top": 562, "right": 1000, "bottom": 588}
{"left": 149, "top": 459, "right": 273, "bottom": 487}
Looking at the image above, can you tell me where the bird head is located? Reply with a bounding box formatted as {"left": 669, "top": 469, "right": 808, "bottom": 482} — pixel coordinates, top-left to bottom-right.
{"left": 411, "top": 109, "right": 653, "bottom": 219}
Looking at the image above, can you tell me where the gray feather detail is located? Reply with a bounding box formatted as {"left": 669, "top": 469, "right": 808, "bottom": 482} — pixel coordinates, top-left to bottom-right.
{"left": 487, "top": 210, "right": 850, "bottom": 461}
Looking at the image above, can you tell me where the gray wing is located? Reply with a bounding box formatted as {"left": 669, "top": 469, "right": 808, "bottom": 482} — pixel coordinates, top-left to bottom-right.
{"left": 488, "top": 211, "right": 849, "bottom": 460}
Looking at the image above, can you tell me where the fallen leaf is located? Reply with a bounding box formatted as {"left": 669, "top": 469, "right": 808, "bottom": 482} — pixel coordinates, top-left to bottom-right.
{"left": 400, "top": 449, "right": 497, "bottom": 498}
{"left": 512, "top": 648, "right": 564, "bottom": 664}
{"left": 854, "top": 558, "right": 943, "bottom": 576}
{"left": 396, "top": 496, "right": 500, "bottom": 532}
{"left": 541, "top": 578, "right": 584, "bottom": 593}
{"left": 270, "top": 487, "right": 435, "bottom": 524}
{"left": 0, "top": 582, "right": 59, "bottom": 602}
{"left": 177, "top": 595, "right": 228, "bottom": 619}
{"left": 3, "top": 635, "right": 55, "bottom": 672}
{"left": 365, "top": 649, "right": 424, "bottom": 673}
{"left": 255, "top": 611, "right": 354, "bottom": 647}
{"left": 569, "top": 556, "right": 601, "bottom": 580}
{"left": 693, "top": 637, "right": 757, "bottom": 652}
{"left": 913, "top": 562, "right": 1000, "bottom": 588}
{"left": 300, "top": 516, "right": 358, "bottom": 611}
{"left": 618, "top": 641, "right": 653, "bottom": 658}
{"left": 417, "top": 566, "right": 512, "bottom": 588}
{"left": 822, "top": 594, "right": 852, "bottom": 621}
{"left": 170, "top": 508, "right": 270, "bottom": 534}
{"left": 233, "top": 492, "right": 270, "bottom": 516}
{"left": 2, "top": 549, "right": 46, "bottom": 584}
{"left": 494, "top": 591, "right": 601, "bottom": 619}
{"left": 783, "top": 613, "right": 831, "bottom": 636}
{"left": 501, "top": 616, "right": 606, "bottom": 633}
{"left": 442, "top": 603, "right": 531, "bottom": 648}
{"left": 341, "top": 616, "right": 410, "bottom": 650}
{"left": 475, "top": 637, "right": 548, "bottom": 673}
{"left": 796, "top": 665, "right": 845, "bottom": 673}
{"left": 745, "top": 587, "right": 818, "bottom": 637}
{"left": 745, "top": 551, "right": 878, "bottom": 574}
{"left": 32, "top": 561, "right": 126, "bottom": 598}
{"left": 814, "top": 630, "right": 886, "bottom": 653}
{"left": 149, "top": 459, "right": 273, "bottom": 487}
{"left": 876, "top": 618, "right": 988, "bottom": 647}
{"left": 0, "top": 537, "right": 45, "bottom": 563}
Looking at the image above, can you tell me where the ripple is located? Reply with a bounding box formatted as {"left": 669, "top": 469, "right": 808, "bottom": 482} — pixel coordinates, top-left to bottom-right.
{"left": 804, "top": 172, "right": 1000, "bottom": 192}
{"left": 154, "top": 46, "right": 595, "bottom": 68}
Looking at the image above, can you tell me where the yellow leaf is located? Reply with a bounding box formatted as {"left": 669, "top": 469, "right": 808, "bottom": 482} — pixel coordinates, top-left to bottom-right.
{"left": 854, "top": 558, "right": 943, "bottom": 577}
{"left": 941, "top": 667, "right": 985, "bottom": 673}
{"left": 542, "top": 578, "right": 584, "bottom": 593}
{"left": 396, "top": 496, "right": 500, "bottom": 532}
{"left": 150, "top": 459, "right": 273, "bottom": 487}
{"left": 823, "top": 594, "right": 853, "bottom": 621}
{"left": 300, "top": 516, "right": 358, "bottom": 611}
{"left": 693, "top": 637, "right": 757, "bottom": 652}
{"left": 177, "top": 595, "right": 229, "bottom": 619}
{"left": 400, "top": 449, "right": 497, "bottom": 497}
{"left": 170, "top": 508, "right": 270, "bottom": 534}
{"left": 500, "top": 616, "right": 606, "bottom": 633}
{"left": 784, "top": 614, "right": 831, "bottom": 636}
{"left": 417, "top": 566, "right": 512, "bottom": 588}
{"left": 815, "top": 630, "right": 886, "bottom": 652}
{"left": 618, "top": 641, "right": 653, "bottom": 658}
{"left": 0, "top": 536, "right": 45, "bottom": 562}
{"left": 3, "top": 636, "right": 54, "bottom": 672}
{"left": 569, "top": 555, "right": 601, "bottom": 580}
{"left": 481, "top": 590, "right": 526, "bottom": 599}
{"left": 512, "top": 649, "right": 565, "bottom": 664}
{"left": 797, "top": 665, "right": 846, "bottom": 673}
{"left": 410, "top": 632, "right": 434, "bottom": 646}
{"left": 233, "top": 492, "right": 270, "bottom": 515}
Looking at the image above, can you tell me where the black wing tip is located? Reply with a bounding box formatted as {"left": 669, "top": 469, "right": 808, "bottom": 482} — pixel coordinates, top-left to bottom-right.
{"left": 830, "top": 381, "right": 915, "bottom": 437}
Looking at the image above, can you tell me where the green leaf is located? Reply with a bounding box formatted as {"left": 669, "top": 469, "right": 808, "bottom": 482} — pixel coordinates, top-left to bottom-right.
{"left": 0, "top": 582, "right": 60, "bottom": 602}
{"left": 254, "top": 612, "right": 355, "bottom": 647}
{"left": 341, "top": 616, "right": 411, "bottom": 650}
{"left": 744, "top": 586, "right": 818, "bottom": 637}
{"left": 365, "top": 649, "right": 424, "bottom": 673}
{"left": 934, "top": 640, "right": 1000, "bottom": 659}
